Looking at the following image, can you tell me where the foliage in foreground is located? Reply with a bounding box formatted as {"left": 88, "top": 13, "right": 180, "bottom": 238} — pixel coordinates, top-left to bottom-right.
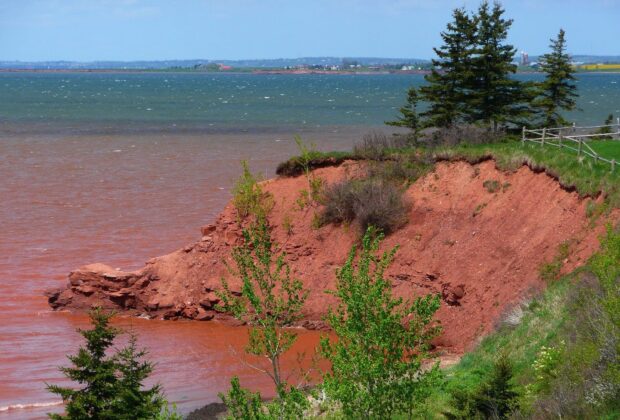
{"left": 47, "top": 308, "right": 179, "bottom": 419}
{"left": 320, "top": 227, "right": 442, "bottom": 419}
{"left": 420, "top": 225, "right": 620, "bottom": 419}
{"left": 217, "top": 218, "right": 310, "bottom": 417}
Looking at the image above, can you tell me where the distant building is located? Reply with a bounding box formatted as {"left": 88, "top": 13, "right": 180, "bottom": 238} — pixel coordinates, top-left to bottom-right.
{"left": 521, "top": 51, "right": 529, "bottom": 66}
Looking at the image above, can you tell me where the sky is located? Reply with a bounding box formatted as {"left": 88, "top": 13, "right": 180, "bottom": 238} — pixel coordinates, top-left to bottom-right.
{"left": 0, "top": 0, "right": 619, "bottom": 62}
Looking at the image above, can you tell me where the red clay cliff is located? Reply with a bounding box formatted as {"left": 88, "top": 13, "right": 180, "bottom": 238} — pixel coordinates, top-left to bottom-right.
{"left": 46, "top": 160, "right": 613, "bottom": 353}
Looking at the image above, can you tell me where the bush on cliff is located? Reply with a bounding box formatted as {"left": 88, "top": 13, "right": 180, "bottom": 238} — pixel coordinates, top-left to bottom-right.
{"left": 232, "top": 161, "right": 273, "bottom": 220}
{"left": 320, "top": 178, "right": 410, "bottom": 235}
{"left": 320, "top": 227, "right": 442, "bottom": 419}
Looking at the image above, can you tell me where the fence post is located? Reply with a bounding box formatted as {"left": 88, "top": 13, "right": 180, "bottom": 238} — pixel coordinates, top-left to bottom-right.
{"left": 522, "top": 126, "right": 526, "bottom": 145}
{"left": 572, "top": 122, "right": 576, "bottom": 134}
{"left": 559, "top": 133, "right": 562, "bottom": 148}
{"left": 612, "top": 159, "right": 616, "bottom": 172}
{"left": 578, "top": 139, "right": 583, "bottom": 156}
{"left": 541, "top": 127, "right": 546, "bottom": 146}
{"left": 617, "top": 117, "right": 620, "bottom": 139}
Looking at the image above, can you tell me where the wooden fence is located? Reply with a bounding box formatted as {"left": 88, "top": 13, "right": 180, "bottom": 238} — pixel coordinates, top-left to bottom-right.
{"left": 521, "top": 118, "right": 620, "bottom": 171}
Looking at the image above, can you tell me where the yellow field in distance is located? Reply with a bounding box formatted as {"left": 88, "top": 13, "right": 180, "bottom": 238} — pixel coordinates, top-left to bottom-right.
{"left": 580, "top": 63, "right": 620, "bottom": 70}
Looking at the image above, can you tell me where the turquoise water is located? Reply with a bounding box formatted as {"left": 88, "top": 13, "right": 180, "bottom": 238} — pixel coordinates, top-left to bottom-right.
{"left": 1, "top": 72, "right": 619, "bottom": 133}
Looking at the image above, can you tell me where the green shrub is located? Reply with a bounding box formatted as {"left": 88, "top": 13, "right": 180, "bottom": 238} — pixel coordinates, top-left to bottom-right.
{"left": 321, "top": 227, "right": 442, "bottom": 419}
{"left": 217, "top": 219, "right": 310, "bottom": 417}
{"left": 367, "top": 156, "right": 433, "bottom": 185}
{"left": 320, "top": 178, "right": 410, "bottom": 235}
{"left": 309, "top": 176, "right": 324, "bottom": 203}
{"left": 483, "top": 179, "right": 501, "bottom": 193}
{"left": 232, "top": 161, "right": 272, "bottom": 220}
{"left": 539, "top": 241, "right": 571, "bottom": 283}
{"left": 219, "top": 377, "right": 264, "bottom": 420}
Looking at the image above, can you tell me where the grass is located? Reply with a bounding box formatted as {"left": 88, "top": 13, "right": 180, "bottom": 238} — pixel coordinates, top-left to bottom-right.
{"left": 588, "top": 140, "right": 620, "bottom": 161}
{"left": 278, "top": 138, "right": 620, "bottom": 208}
{"left": 276, "top": 150, "right": 356, "bottom": 177}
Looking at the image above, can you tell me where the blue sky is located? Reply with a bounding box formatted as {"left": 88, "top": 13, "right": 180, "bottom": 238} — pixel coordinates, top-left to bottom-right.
{"left": 0, "top": 0, "right": 619, "bottom": 61}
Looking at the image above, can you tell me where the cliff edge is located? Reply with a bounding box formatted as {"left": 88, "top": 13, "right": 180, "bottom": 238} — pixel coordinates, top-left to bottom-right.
{"left": 46, "top": 160, "right": 611, "bottom": 353}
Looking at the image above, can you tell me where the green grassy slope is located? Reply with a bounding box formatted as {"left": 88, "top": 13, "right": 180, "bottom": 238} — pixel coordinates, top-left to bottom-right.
{"left": 415, "top": 226, "right": 619, "bottom": 419}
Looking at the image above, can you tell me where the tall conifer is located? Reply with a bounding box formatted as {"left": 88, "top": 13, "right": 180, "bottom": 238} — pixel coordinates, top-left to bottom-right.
{"left": 419, "top": 8, "right": 475, "bottom": 128}
{"left": 468, "top": 1, "right": 524, "bottom": 130}
{"left": 535, "top": 29, "right": 578, "bottom": 127}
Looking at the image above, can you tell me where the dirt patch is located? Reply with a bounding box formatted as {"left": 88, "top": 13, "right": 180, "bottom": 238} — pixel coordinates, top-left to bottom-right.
{"left": 46, "top": 160, "right": 616, "bottom": 353}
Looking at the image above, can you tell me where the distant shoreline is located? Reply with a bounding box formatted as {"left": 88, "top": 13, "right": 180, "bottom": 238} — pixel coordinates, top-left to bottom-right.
{"left": 1, "top": 68, "right": 618, "bottom": 75}
{"left": 0, "top": 68, "right": 430, "bottom": 75}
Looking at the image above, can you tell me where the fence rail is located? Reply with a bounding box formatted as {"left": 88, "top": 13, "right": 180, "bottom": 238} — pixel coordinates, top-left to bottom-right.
{"left": 521, "top": 118, "right": 620, "bottom": 171}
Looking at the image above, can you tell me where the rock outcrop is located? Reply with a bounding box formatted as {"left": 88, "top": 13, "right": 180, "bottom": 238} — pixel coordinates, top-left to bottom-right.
{"left": 46, "top": 160, "right": 613, "bottom": 352}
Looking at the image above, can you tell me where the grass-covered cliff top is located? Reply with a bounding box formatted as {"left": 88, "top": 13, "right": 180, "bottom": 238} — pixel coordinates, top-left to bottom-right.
{"left": 277, "top": 136, "right": 620, "bottom": 208}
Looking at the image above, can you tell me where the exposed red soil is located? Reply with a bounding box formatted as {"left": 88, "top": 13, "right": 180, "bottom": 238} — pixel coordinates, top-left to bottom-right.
{"left": 46, "top": 160, "right": 615, "bottom": 353}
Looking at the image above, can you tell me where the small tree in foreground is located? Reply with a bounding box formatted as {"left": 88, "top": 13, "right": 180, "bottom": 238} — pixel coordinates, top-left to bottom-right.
{"left": 320, "top": 227, "right": 442, "bottom": 419}
{"left": 218, "top": 219, "right": 310, "bottom": 417}
{"left": 47, "top": 308, "right": 173, "bottom": 419}
{"left": 450, "top": 353, "right": 518, "bottom": 419}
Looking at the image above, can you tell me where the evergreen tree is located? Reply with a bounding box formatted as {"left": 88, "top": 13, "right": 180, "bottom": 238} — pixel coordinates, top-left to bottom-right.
{"left": 114, "top": 335, "right": 166, "bottom": 419}
{"left": 468, "top": 1, "right": 525, "bottom": 130}
{"left": 535, "top": 29, "right": 578, "bottom": 127}
{"left": 47, "top": 308, "right": 168, "bottom": 419}
{"left": 386, "top": 87, "right": 421, "bottom": 136}
{"left": 419, "top": 8, "right": 476, "bottom": 128}
{"left": 478, "top": 354, "right": 518, "bottom": 418}
{"left": 449, "top": 353, "right": 518, "bottom": 419}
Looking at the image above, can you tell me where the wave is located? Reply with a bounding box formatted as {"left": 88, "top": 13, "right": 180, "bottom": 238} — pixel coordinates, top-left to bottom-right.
{"left": 0, "top": 401, "right": 63, "bottom": 412}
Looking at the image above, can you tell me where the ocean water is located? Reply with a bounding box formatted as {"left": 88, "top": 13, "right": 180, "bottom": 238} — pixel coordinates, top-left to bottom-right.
{"left": 1, "top": 72, "right": 619, "bottom": 133}
{"left": 0, "top": 72, "right": 619, "bottom": 419}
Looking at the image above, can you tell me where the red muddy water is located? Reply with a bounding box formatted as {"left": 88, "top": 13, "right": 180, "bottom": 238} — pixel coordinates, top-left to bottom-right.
{"left": 0, "top": 128, "right": 365, "bottom": 419}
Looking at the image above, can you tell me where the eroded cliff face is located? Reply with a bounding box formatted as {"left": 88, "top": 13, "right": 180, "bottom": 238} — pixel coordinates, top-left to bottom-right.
{"left": 46, "top": 160, "right": 613, "bottom": 353}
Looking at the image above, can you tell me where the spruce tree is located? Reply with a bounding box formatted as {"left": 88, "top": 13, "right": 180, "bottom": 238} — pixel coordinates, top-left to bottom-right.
{"left": 536, "top": 29, "right": 578, "bottom": 127}
{"left": 47, "top": 308, "right": 167, "bottom": 419}
{"left": 468, "top": 1, "right": 525, "bottom": 131}
{"left": 386, "top": 87, "right": 420, "bottom": 136}
{"left": 114, "top": 335, "right": 165, "bottom": 419}
{"left": 419, "top": 7, "right": 476, "bottom": 128}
